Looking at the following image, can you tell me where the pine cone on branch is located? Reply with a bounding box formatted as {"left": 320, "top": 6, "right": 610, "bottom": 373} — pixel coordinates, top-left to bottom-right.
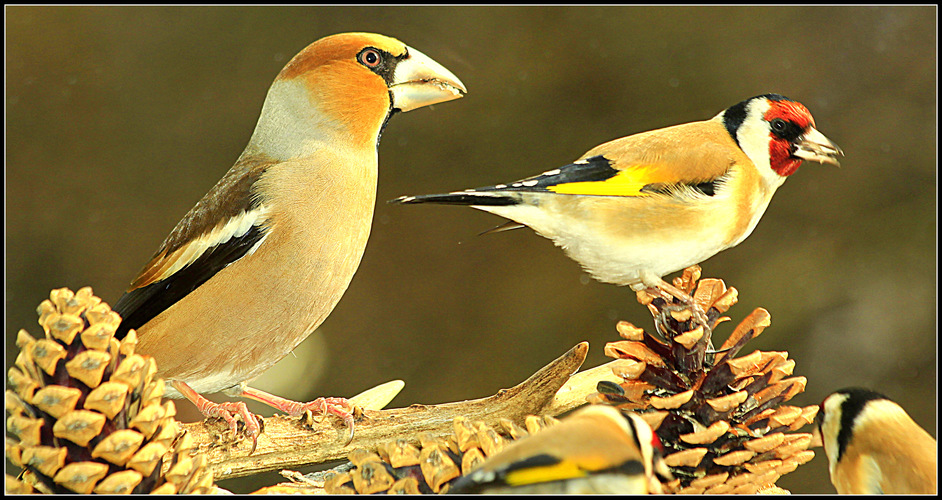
{"left": 6, "top": 287, "right": 215, "bottom": 494}
{"left": 589, "top": 266, "right": 817, "bottom": 494}
{"left": 322, "top": 413, "right": 561, "bottom": 494}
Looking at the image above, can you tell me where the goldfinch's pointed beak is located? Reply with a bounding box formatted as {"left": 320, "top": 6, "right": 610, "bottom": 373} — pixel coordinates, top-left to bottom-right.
{"left": 810, "top": 425, "right": 824, "bottom": 448}
{"left": 794, "top": 127, "right": 843, "bottom": 167}
{"left": 390, "top": 46, "right": 466, "bottom": 112}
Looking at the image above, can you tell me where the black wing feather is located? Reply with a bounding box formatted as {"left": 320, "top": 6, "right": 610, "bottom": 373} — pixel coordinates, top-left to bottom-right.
{"left": 391, "top": 155, "right": 619, "bottom": 206}
{"left": 475, "top": 155, "right": 618, "bottom": 193}
{"left": 113, "top": 224, "right": 268, "bottom": 339}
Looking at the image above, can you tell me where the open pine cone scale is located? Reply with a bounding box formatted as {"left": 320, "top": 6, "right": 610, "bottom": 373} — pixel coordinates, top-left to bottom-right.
{"left": 6, "top": 287, "right": 215, "bottom": 494}
{"left": 590, "top": 266, "right": 817, "bottom": 494}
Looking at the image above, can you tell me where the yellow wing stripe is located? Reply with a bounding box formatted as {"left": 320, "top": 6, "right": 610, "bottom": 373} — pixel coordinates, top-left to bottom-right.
{"left": 547, "top": 164, "right": 671, "bottom": 197}
{"left": 504, "top": 461, "right": 588, "bottom": 486}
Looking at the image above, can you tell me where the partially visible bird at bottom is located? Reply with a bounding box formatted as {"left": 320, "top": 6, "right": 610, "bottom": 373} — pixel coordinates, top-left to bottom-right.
{"left": 393, "top": 94, "right": 842, "bottom": 328}
{"left": 811, "top": 387, "right": 937, "bottom": 494}
{"left": 111, "top": 32, "right": 467, "bottom": 452}
{"left": 447, "top": 404, "right": 674, "bottom": 494}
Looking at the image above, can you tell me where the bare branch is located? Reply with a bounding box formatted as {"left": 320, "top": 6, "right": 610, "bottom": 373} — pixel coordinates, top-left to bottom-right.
{"left": 184, "top": 342, "right": 591, "bottom": 480}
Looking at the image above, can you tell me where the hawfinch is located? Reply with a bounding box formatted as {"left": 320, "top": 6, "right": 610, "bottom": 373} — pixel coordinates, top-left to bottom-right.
{"left": 811, "top": 387, "right": 937, "bottom": 494}
{"left": 447, "top": 404, "right": 673, "bottom": 494}
{"left": 112, "top": 33, "right": 466, "bottom": 450}
{"left": 394, "top": 94, "right": 841, "bottom": 322}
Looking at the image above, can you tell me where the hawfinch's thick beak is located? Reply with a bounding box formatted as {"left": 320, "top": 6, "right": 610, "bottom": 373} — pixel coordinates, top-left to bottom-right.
{"left": 794, "top": 127, "right": 844, "bottom": 167}
{"left": 391, "top": 47, "right": 466, "bottom": 112}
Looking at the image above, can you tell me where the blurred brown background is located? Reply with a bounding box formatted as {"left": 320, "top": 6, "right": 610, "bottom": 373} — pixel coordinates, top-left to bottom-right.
{"left": 6, "top": 5, "right": 936, "bottom": 493}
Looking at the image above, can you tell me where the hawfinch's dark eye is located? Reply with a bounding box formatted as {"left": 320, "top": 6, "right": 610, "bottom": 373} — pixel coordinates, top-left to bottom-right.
{"left": 358, "top": 48, "right": 382, "bottom": 68}
{"left": 771, "top": 118, "right": 787, "bottom": 133}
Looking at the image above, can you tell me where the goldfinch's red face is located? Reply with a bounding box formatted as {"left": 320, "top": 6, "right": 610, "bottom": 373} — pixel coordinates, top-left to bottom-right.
{"left": 723, "top": 94, "right": 842, "bottom": 181}
{"left": 764, "top": 99, "right": 815, "bottom": 176}
{"left": 763, "top": 97, "right": 842, "bottom": 176}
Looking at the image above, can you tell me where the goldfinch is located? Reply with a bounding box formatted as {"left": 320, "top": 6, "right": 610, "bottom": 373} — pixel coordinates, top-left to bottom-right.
{"left": 111, "top": 32, "right": 465, "bottom": 450}
{"left": 811, "top": 387, "right": 937, "bottom": 494}
{"left": 447, "top": 404, "right": 673, "bottom": 494}
{"left": 393, "top": 94, "right": 841, "bottom": 322}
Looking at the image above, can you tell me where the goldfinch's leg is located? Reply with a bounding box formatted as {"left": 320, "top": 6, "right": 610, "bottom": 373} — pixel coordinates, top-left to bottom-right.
{"left": 238, "top": 386, "right": 356, "bottom": 445}
{"left": 639, "top": 271, "right": 711, "bottom": 329}
{"left": 172, "top": 380, "right": 261, "bottom": 454}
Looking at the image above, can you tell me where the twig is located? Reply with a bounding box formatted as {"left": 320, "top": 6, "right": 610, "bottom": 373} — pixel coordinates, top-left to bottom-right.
{"left": 184, "top": 342, "right": 591, "bottom": 480}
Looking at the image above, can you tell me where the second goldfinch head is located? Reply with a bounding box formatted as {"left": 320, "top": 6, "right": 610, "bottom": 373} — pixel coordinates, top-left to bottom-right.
{"left": 811, "top": 387, "right": 937, "bottom": 494}
{"left": 448, "top": 405, "right": 673, "bottom": 494}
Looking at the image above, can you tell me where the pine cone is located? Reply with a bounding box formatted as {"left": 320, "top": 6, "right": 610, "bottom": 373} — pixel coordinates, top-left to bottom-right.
{"left": 589, "top": 266, "right": 817, "bottom": 494}
{"left": 5, "top": 287, "right": 215, "bottom": 494}
{"left": 322, "top": 414, "right": 559, "bottom": 494}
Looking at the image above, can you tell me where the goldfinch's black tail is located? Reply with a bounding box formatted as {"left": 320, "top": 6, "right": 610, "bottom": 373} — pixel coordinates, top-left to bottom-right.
{"left": 390, "top": 191, "right": 519, "bottom": 206}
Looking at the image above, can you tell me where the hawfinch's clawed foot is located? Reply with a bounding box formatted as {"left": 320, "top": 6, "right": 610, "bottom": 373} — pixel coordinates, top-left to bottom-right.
{"left": 297, "top": 397, "right": 356, "bottom": 446}
{"left": 173, "top": 381, "right": 262, "bottom": 454}
{"left": 240, "top": 387, "right": 356, "bottom": 445}
{"left": 206, "top": 401, "right": 262, "bottom": 454}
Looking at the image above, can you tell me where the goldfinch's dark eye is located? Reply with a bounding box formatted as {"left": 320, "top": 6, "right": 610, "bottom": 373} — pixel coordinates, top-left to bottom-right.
{"left": 769, "top": 117, "right": 802, "bottom": 141}
{"left": 358, "top": 48, "right": 382, "bottom": 68}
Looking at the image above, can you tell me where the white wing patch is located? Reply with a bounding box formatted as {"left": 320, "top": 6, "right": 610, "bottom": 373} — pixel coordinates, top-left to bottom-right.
{"left": 154, "top": 205, "right": 271, "bottom": 283}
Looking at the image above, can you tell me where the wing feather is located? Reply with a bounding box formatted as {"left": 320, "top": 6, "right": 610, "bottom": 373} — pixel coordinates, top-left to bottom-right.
{"left": 113, "top": 154, "right": 276, "bottom": 337}
{"left": 572, "top": 118, "right": 746, "bottom": 196}
{"left": 434, "top": 119, "right": 744, "bottom": 201}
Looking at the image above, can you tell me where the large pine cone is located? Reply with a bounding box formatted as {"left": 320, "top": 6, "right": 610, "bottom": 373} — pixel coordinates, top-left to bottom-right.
{"left": 590, "top": 266, "right": 817, "bottom": 494}
{"left": 6, "top": 287, "right": 214, "bottom": 494}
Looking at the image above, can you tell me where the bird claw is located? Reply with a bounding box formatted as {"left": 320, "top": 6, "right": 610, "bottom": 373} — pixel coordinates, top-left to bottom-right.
{"left": 647, "top": 281, "right": 713, "bottom": 331}
{"left": 200, "top": 400, "right": 261, "bottom": 454}
{"left": 646, "top": 280, "right": 717, "bottom": 354}
{"left": 690, "top": 304, "right": 712, "bottom": 331}
{"left": 238, "top": 387, "right": 356, "bottom": 445}
{"left": 295, "top": 397, "right": 356, "bottom": 445}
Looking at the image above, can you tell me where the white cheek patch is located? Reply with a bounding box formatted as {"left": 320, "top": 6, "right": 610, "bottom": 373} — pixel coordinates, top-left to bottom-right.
{"left": 248, "top": 78, "right": 340, "bottom": 161}
{"left": 821, "top": 395, "right": 846, "bottom": 476}
{"left": 735, "top": 99, "right": 773, "bottom": 172}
